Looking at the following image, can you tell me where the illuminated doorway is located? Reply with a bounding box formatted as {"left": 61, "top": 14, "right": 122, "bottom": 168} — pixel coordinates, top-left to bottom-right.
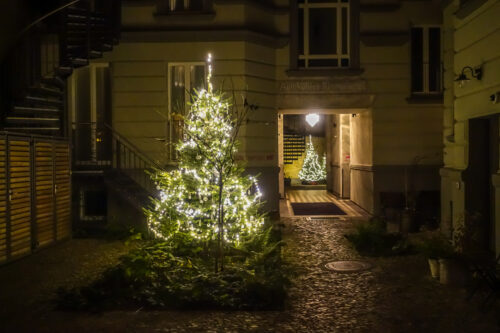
{"left": 278, "top": 110, "right": 368, "bottom": 217}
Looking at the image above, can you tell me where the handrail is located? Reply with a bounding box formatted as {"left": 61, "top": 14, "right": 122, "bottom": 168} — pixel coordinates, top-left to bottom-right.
{"left": 0, "top": 130, "right": 69, "bottom": 141}
{"left": 103, "top": 122, "right": 163, "bottom": 170}
{"left": 14, "top": 0, "right": 83, "bottom": 45}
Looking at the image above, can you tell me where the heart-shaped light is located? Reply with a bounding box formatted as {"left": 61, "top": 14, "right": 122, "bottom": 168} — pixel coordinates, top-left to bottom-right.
{"left": 305, "top": 113, "right": 319, "bottom": 127}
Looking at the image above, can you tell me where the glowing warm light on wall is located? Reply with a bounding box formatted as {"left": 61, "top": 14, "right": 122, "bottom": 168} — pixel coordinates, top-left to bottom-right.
{"left": 305, "top": 113, "right": 319, "bottom": 127}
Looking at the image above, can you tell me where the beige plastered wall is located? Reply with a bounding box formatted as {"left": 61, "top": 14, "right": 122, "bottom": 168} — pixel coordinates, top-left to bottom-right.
{"left": 359, "top": 0, "right": 444, "bottom": 214}
{"left": 442, "top": 0, "right": 500, "bottom": 255}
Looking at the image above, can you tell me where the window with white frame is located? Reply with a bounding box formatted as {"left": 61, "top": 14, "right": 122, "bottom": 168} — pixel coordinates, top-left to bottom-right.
{"left": 411, "top": 26, "right": 442, "bottom": 94}
{"left": 168, "top": 62, "right": 205, "bottom": 159}
{"left": 298, "top": 0, "right": 350, "bottom": 68}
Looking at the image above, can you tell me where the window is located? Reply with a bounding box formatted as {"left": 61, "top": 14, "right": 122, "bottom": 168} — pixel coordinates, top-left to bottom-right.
{"left": 411, "top": 26, "right": 442, "bottom": 94}
{"left": 79, "top": 189, "right": 107, "bottom": 221}
{"left": 168, "top": 63, "right": 206, "bottom": 159}
{"left": 297, "top": 0, "right": 351, "bottom": 68}
{"left": 166, "top": 0, "right": 206, "bottom": 12}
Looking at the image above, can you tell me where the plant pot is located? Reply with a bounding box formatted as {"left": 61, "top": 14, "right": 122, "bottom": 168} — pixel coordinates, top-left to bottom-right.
{"left": 400, "top": 210, "right": 412, "bottom": 235}
{"left": 439, "top": 258, "right": 467, "bottom": 287}
{"left": 428, "top": 258, "right": 440, "bottom": 279}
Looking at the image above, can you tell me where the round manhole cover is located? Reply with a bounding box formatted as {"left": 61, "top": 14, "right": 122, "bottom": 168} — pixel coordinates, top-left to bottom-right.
{"left": 324, "top": 260, "right": 373, "bottom": 273}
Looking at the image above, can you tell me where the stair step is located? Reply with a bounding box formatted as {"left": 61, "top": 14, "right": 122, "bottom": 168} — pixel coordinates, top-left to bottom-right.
{"left": 41, "top": 77, "right": 66, "bottom": 89}
{"left": 4, "top": 126, "right": 60, "bottom": 132}
{"left": 67, "top": 41, "right": 111, "bottom": 51}
{"left": 67, "top": 6, "right": 88, "bottom": 15}
{"left": 66, "top": 36, "right": 87, "bottom": 44}
{"left": 89, "top": 50, "right": 103, "bottom": 58}
{"left": 101, "top": 43, "right": 113, "bottom": 51}
{"left": 66, "top": 30, "right": 88, "bottom": 37}
{"left": 28, "top": 86, "right": 63, "bottom": 98}
{"left": 56, "top": 66, "right": 73, "bottom": 77}
{"left": 25, "top": 95, "right": 64, "bottom": 107}
{"left": 66, "top": 14, "right": 88, "bottom": 23}
{"left": 90, "top": 15, "right": 106, "bottom": 22}
{"left": 13, "top": 106, "right": 60, "bottom": 115}
{"left": 70, "top": 58, "right": 89, "bottom": 67}
{"left": 6, "top": 117, "right": 59, "bottom": 124}
{"left": 67, "top": 6, "right": 105, "bottom": 18}
{"left": 66, "top": 13, "right": 105, "bottom": 24}
{"left": 65, "top": 46, "right": 103, "bottom": 59}
{"left": 66, "top": 22, "right": 106, "bottom": 29}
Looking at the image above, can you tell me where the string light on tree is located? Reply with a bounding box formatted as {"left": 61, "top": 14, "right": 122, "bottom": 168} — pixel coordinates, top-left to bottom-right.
{"left": 146, "top": 53, "right": 264, "bottom": 272}
{"left": 298, "top": 135, "right": 327, "bottom": 183}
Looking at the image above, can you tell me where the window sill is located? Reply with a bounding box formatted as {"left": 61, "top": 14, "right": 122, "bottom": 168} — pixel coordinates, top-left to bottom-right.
{"left": 286, "top": 68, "right": 364, "bottom": 77}
{"left": 153, "top": 10, "right": 216, "bottom": 19}
{"left": 406, "top": 94, "right": 443, "bottom": 104}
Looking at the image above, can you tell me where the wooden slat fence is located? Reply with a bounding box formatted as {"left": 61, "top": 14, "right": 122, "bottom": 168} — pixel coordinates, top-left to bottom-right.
{"left": 0, "top": 134, "right": 71, "bottom": 264}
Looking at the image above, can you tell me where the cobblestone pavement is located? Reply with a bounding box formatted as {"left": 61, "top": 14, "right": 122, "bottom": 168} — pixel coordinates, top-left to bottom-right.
{"left": 1, "top": 217, "right": 499, "bottom": 332}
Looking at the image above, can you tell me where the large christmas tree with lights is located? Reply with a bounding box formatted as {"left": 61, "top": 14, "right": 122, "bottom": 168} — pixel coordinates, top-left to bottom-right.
{"left": 298, "top": 135, "right": 327, "bottom": 183}
{"left": 146, "top": 54, "right": 264, "bottom": 272}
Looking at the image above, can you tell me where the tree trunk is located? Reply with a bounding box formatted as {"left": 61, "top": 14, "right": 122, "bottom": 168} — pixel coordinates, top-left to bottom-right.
{"left": 217, "top": 174, "right": 224, "bottom": 272}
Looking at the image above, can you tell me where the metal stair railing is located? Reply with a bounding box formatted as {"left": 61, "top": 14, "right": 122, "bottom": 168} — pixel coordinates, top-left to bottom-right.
{"left": 72, "top": 122, "right": 163, "bottom": 196}
{"left": 105, "top": 123, "right": 163, "bottom": 196}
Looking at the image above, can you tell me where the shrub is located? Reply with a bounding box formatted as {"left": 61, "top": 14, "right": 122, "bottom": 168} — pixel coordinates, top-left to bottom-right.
{"left": 417, "top": 233, "right": 454, "bottom": 259}
{"left": 345, "top": 218, "right": 412, "bottom": 256}
{"left": 56, "top": 225, "right": 291, "bottom": 311}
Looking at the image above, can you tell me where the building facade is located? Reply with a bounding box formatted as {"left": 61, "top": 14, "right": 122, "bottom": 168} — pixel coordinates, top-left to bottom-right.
{"left": 92, "top": 0, "right": 443, "bottom": 216}
{"left": 3, "top": 0, "right": 499, "bottom": 264}
{"left": 441, "top": 0, "right": 500, "bottom": 256}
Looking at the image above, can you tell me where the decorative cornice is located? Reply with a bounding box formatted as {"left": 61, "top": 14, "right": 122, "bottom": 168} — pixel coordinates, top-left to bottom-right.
{"left": 406, "top": 94, "right": 444, "bottom": 104}
{"left": 360, "top": 30, "right": 409, "bottom": 46}
{"left": 215, "top": 0, "right": 289, "bottom": 14}
{"left": 360, "top": 2, "right": 400, "bottom": 12}
{"left": 121, "top": 29, "right": 289, "bottom": 48}
{"left": 286, "top": 68, "right": 364, "bottom": 78}
{"left": 123, "top": 0, "right": 289, "bottom": 14}
{"left": 351, "top": 164, "right": 442, "bottom": 172}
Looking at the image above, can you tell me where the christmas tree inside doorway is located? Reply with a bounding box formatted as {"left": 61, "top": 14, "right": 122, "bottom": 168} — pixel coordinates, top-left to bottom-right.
{"left": 298, "top": 135, "right": 327, "bottom": 185}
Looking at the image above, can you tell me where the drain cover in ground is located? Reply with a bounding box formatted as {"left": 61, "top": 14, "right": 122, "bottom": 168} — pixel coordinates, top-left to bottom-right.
{"left": 324, "top": 260, "right": 372, "bottom": 273}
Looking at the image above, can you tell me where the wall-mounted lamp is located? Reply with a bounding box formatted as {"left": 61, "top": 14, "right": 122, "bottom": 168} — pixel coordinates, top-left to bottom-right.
{"left": 455, "top": 66, "right": 482, "bottom": 87}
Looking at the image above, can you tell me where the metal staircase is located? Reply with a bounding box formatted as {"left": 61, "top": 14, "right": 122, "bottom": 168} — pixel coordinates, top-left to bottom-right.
{"left": 1, "top": 1, "right": 162, "bottom": 230}
{"left": 1, "top": 0, "right": 121, "bottom": 136}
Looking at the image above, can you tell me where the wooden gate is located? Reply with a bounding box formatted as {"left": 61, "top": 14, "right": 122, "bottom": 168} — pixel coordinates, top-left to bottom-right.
{"left": 8, "top": 137, "right": 32, "bottom": 258}
{"left": 0, "top": 134, "right": 71, "bottom": 264}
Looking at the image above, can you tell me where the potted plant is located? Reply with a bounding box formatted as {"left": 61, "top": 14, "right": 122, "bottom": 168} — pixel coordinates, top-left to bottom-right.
{"left": 419, "top": 233, "right": 454, "bottom": 279}
{"left": 438, "top": 212, "right": 483, "bottom": 287}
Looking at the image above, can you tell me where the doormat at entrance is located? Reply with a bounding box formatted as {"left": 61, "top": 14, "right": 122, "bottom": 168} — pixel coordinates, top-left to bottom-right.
{"left": 291, "top": 202, "right": 346, "bottom": 216}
